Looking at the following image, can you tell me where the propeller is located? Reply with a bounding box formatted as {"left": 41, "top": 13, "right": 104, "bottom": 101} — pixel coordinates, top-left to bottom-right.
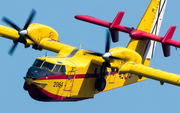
{"left": 86, "top": 30, "right": 124, "bottom": 61}
{"left": 85, "top": 30, "right": 126, "bottom": 77}
{"left": 2, "top": 9, "right": 37, "bottom": 55}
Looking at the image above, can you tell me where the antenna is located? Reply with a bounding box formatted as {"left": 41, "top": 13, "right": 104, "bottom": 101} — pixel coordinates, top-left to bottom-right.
{"left": 79, "top": 44, "right": 82, "bottom": 50}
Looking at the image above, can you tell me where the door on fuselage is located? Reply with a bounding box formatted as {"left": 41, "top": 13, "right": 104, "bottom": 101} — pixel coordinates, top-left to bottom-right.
{"left": 64, "top": 67, "right": 76, "bottom": 91}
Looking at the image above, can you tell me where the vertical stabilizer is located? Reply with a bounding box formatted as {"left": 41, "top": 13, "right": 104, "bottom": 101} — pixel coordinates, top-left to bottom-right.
{"left": 127, "top": 0, "right": 167, "bottom": 66}
{"left": 144, "top": 0, "right": 167, "bottom": 59}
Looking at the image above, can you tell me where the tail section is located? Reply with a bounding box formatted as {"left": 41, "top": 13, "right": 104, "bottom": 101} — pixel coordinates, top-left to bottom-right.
{"left": 143, "top": 0, "right": 167, "bottom": 59}
{"left": 127, "top": 0, "right": 167, "bottom": 66}
{"left": 75, "top": 0, "right": 180, "bottom": 60}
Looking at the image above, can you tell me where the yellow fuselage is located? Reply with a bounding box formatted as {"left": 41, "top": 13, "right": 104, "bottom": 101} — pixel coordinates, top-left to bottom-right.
{"left": 25, "top": 44, "right": 145, "bottom": 101}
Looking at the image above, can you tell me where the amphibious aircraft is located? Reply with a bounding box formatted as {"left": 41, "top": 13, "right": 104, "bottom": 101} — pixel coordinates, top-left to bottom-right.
{"left": 0, "top": 0, "right": 180, "bottom": 101}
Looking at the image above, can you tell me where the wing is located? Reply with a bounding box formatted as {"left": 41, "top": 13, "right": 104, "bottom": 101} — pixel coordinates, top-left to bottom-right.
{"left": 0, "top": 22, "right": 102, "bottom": 59}
{"left": 0, "top": 25, "right": 19, "bottom": 41}
{"left": 120, "top": 62, "right": 180, "bottom": 86}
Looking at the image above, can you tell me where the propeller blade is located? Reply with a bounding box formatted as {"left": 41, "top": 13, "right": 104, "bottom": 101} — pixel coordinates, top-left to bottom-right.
{"left": 2, "top": 9, "right": 37, "bottom": 56}
{"left": 105, "top": 30, "right": 110, "bottom": 53}
{"left": 2, "top": 17, "right": 21, "bottom": 31}
{"left": 23, "top": 9, "right": 36, "bottom": 30}
{"left": 25, "top": 34, "right": 36, "bottom": 43}
{"left": 109, "top": 56, "right": 124, "bottom": 60}
{"left": 8, "top": 38, "right": 21, "bottom": 55}
{"left": 85, "top": 52, "right": 103, "bottom": 56}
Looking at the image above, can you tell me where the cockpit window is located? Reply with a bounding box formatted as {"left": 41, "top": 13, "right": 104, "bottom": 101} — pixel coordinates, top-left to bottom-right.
{"left": 53, "top": 65, "right": 66, "bottom": 72}
{"left": 53, "top": 65, "right": 61, "bottom": 72}
{"left": 33, "top": 59, "right": 43, "bottom": 67}
{"left": 33, "top": 59, "right": 66, "bottom": 72}
{"left": 41, "top": 62, "right": 55, "bottom": 71}
{"left": 60, "top": 65, "right": 66, "bottom": 72}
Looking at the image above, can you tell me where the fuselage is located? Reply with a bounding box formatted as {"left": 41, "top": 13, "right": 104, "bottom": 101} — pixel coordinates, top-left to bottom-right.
{"left": 24, "top": 45, "right": 143, "bottom": 102}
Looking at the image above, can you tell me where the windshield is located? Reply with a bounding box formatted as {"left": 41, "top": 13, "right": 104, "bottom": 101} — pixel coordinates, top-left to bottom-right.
{"left": 33, "top": 59, "right": 65, "bottom": 72}
{"left": 41, "top": 62, "right": 55, "bottom": 71}
{"left": 33, "top": 59, "right": 43, "bottom": 67}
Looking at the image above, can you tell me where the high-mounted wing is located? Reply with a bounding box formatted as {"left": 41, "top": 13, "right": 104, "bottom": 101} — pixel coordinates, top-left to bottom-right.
{"left": 0, "top": 25, "right": 19, "bottom": 41}
{"left": 120, "top": 62, "right": 180, "bottom": 86}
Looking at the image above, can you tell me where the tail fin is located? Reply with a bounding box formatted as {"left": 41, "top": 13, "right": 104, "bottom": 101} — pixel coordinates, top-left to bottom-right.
{"left": 127, "top": 0, "right": 167, "bottom": 66}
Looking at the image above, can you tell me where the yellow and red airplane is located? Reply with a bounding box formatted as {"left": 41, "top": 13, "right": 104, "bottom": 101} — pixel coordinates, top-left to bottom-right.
{"left": 0, "top": 0, "right": 180, "bottom": 102}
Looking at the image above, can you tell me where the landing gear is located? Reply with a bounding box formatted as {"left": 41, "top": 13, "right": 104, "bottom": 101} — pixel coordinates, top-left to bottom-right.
{"left": 95, "top": 78, "right": 106, "bottom": 91}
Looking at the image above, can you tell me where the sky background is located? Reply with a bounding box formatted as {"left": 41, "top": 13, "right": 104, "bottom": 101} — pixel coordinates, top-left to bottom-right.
{"left": 0, "top": 0, "right": 180, "bottom": 113}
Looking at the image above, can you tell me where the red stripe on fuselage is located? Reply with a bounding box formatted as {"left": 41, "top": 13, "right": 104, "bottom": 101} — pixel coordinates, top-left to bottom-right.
{"left": 37, "top": 71, "right": 117, "bottom": 80}
{"left": 36, "top": 85, "right": 92, "bottom": 101}
{"left": 28, "top": 84, "right": 92, "bottom": 101}
{"left": 31, "top": 71, "right": 117, "bottom": 101}
{"left": 37, "top": 73, "right": 99, "bottom": 80}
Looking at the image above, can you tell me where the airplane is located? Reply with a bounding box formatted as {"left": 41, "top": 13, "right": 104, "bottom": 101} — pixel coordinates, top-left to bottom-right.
{"left": 0, "top": 0, "right": 180, "bottom": 102}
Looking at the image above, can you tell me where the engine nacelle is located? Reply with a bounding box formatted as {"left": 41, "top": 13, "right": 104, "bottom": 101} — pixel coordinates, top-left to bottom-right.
{"left": 109, "top": 47, "right": 142, "bottom": 68}
{"left": 26, "top": 23, "right": 59, "bottom": 50}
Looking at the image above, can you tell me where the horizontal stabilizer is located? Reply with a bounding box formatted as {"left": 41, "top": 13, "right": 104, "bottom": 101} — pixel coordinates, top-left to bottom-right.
{"left": 75, "top": 11, "right": 180, "bottom": 57}
{"left": 75, "top": 15, "right": 110, "bottom": 27}
{"left": 75, "top": 11, "right": 126, "bottom": 42}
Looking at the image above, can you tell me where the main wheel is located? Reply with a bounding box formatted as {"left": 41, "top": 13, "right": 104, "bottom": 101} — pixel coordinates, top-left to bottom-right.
{"left": 95, "top": 78, "right": 106, "bottom": 91}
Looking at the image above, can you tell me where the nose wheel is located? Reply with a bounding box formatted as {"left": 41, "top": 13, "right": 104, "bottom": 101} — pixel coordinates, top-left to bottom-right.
{"left": 95, "top": 77, "right": 106, "bottom": 91}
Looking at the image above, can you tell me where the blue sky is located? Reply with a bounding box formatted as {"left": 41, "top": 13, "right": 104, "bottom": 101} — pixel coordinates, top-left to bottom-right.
{"left": 0, "top": 0, "right": 180, "bottom": 113}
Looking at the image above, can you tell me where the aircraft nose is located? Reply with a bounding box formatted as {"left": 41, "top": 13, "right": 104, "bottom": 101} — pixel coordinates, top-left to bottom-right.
{"left": 24, "top": 66, "right": 43, "bottom": 91}
{"left": 24, "top": 77, "right": 34, "bottom": 85}
{"left": 23, "top": 77, "right": 34, "bottom": 91}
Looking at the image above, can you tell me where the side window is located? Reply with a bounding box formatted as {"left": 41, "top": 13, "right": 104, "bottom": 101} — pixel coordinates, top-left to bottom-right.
{"left": 33, "top": 59, "right": 43, "bottom": 67}
{"left": 60, "top": 65, "right": 66, "bottom": 72}
{"left": 53, "top": 65, "right": 61, "bottom": 72}
{"left": 53, "top": 65, "right": 66, "bottom": 72}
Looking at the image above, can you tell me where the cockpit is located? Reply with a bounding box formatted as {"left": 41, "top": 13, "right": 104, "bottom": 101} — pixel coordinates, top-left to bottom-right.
{"left": 24, "top": 57, "right": 69, "bottom": 92}
{"left": 33, "top": 59, "right": 66, "bottom": 73}
{"left": 25, "top": 58, "right": 68, "bottom": 80}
